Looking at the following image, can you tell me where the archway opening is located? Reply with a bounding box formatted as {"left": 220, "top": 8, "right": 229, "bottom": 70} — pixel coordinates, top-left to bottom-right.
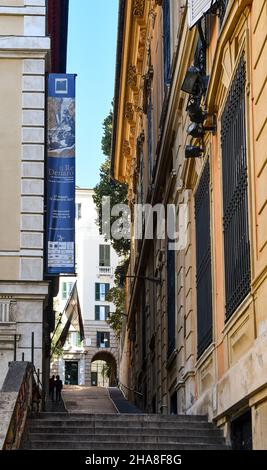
{"left": 90, "top": 351, "right": 117, "bottom": 387}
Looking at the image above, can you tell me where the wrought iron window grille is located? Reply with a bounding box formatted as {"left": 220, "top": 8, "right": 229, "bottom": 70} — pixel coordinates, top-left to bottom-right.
{"left": 221, "top": 55, "right": 251, "bottom": 320}
{"left": 195, "top": 160, "right": 213, "bottom": 357}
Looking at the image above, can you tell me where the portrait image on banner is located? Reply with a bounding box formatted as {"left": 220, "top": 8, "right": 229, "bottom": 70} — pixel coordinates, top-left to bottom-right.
{"left": 46, "top": 74, "right": 76, "bottom": 275}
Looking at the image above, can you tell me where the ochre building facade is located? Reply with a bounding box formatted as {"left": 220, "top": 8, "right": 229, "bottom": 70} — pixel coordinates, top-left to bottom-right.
{"left": 112, "top": 0, "right": 267, "bottom": 449}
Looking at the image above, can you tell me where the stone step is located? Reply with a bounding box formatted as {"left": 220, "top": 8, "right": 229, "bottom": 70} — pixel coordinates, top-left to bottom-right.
{"left": 30, "top": 413, "right": 209, "bottom": 422}
{"left": 25, "top": 441, "right": 229, "bottom": 450}
{"left": 27, "top": 425, "right": 221, "bottom": 435}
{"left": 28, "top": 419, "right": 215, "bottom": 430}
{"left": 28, "top": 432, "right": 225, "bottom": 445}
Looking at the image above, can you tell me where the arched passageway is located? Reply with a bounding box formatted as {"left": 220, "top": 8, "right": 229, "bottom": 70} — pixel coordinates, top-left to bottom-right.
{"left": 90, "top": 351, "right": 117, "bottom": 387}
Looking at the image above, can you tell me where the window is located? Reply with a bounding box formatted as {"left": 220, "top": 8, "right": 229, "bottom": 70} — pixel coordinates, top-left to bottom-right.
{"left": 139, "top": 151, "right": 144, "bottom": 204}
{"left": 221, "top": 56, "right": 250, "bottom": 320}
{"left": 66, "top": 332, "right": 82, "bottom": 348}
{"left": 167, "top": 239, "right": 176, "bottom": 358}
{"left": 99, "top": 245, "right": 110, "bottom": 267}
{"left": 163, "top": 0, "right": 171, "bottom": 85}
{"left": 141, "top": 287, "right": 146, "bottom": 362}
{"left": 95, "top": 305, "right": 110, "bottom": 321}
{"left": 95, "top": 283, "right": 110, "bottom": 301}
{"left": 195, "top": 160, "right": 213, "bottom": 357}
{"left": 76, "top": 203, "right": 81, "bottom": 220}
{"left": 62, "top": 282, "right": 74, "bottom": 300}
{"left": 97, "top": 332, "right": 110, "bottom": 348}
{"left": 147, "top": 99, "right": 153, "bottom": 182}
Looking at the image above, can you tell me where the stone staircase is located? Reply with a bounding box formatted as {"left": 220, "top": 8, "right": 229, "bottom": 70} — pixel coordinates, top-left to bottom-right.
{"left": 21, "top": 413, "right": 229, "bottom": 450}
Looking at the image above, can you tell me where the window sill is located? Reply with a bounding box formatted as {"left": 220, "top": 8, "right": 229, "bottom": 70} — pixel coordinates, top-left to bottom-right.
{"left": 222, "top": 292, "right": 253, "bottom": 337}
{"left": 195, "top": 342, "right": 215, "bottom": 370}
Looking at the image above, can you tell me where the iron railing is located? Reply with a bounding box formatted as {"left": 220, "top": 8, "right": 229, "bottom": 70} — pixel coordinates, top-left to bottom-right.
{"left": 118, "top": 381, "right": 143, "bottom": 398}
{"left": 2, "top": 362, "right": 42, "bottom": 450}
{"left": 221, "top": 56, "right": 251, "bottom": 319}
{"left": 167, "top": 239, "right": 176, "bottom": 358}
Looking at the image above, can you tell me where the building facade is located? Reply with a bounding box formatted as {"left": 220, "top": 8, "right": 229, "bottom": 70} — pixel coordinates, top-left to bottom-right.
{"left": 112, "top": 0, "right": 267, "bottom": 449}
{"left": 51, "top": 188, "right": 119, "bottom": 386}
{"left": 0, "top": 0, "right": 69, "bottom": 390}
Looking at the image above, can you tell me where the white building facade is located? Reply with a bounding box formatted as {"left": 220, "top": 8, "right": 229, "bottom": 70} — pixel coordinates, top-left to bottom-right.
{"left": 51, "top": 188, "right": 119, "bottom": 386}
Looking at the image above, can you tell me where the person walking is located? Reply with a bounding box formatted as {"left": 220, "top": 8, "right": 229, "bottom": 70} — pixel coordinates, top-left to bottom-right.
{"left": 49, "top": 375, "right": 55, "bottom": 401}
{"left": 55, "top": 375, "right": 63, "bottom": 402}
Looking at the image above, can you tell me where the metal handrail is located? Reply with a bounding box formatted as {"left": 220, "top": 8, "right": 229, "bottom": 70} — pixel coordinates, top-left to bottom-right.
{"left": 32, "top": 366, "right": 42, "bottom": 413}
{"left": 118, "top": 381, "right": 143, "bottom": 398}
{"left": 3, "top": 363, "right": 41, "bottom": 450}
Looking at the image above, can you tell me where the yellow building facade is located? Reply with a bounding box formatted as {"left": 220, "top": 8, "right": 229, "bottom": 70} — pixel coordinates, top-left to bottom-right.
{"left": 112, "top": 0, "right": 267, "bottom": 449}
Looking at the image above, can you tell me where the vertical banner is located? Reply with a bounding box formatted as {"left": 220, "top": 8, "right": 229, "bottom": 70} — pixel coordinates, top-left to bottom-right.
{"left": 46, "top": 74, "right": 76, "bottom": 275}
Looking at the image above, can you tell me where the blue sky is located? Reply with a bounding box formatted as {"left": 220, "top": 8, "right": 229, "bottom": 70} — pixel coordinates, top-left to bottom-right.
{"left": 67, "top": 0, "right": 118, "bottom": 189}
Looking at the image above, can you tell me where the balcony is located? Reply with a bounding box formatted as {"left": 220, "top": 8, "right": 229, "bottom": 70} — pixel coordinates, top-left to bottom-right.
{"left": 98, "top": 266, "right": 113, "bottom": 276}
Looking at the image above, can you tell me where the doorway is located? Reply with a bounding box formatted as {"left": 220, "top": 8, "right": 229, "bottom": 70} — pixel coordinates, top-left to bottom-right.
{"left": 65, "top": 361, "right": 78, "bottom": 385}
{"left": 231, "top": 410, "right": 253, "bottom": 449}
{"left": 170, "top": 391, "right": 178, "bottom": 414}
{"left": 90, "top": 351, "right": 117, "bottom": 387}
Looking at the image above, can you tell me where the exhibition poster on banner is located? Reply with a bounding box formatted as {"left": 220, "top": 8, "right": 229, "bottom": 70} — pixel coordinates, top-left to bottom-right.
{"left": 46, "top": 74, "right": 76, "bottom": 275}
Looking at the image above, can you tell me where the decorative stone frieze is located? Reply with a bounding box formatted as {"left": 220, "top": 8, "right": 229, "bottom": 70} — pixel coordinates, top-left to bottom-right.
{"left": 123, "top": 140, "right": 131, "bottom": 157}
{"left": 125, "top": 102, "right": 134, "bottom": 123}
{"left": 127, "top": 65, "right": 138, "bottom": 90}
{"left": 133, "top": 0, "right": 145, "bottom": 18}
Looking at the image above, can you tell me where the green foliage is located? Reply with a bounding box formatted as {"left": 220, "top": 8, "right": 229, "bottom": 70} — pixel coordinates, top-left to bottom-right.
{"left": 93, "top": 104, "right": 130, "bottom": 257}
{"left": 102, "top": 362, "right": 112, "bottom": 379}
{"left": 106, "top": 258, "right": 129, "bottom": 337}
{"left": 101, "top": 108, "right": 113, "bottom": 158}
{"left": 51, "top": 313, "right": 64, "bottom": 359}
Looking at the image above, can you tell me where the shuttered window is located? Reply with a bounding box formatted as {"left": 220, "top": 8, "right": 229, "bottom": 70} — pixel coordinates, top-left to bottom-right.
{"left": 95, "top": 283, "right": 110, "bottom": 301}
{"left": 221, "top": 56, "right": 251, "bottom": 320}
{"left": 163, "top": 0, "right": 171, "bottom": 84}
{"left": 95, "top": 305, "right": 110, "bottom": 321}
{"left": 99, "top": 245, "right": 110, "bottom": 266}
{"left": 167, "top": 239, "right": 176, "bottom": 358}
{"left": 62, "top": 282, "right": 74, "bottom": 300}
{"left": 97, "top": 332, "right": 110, "bottom": 348}
{"left": 195, "top": 160, "right": 213, "bottom": 357}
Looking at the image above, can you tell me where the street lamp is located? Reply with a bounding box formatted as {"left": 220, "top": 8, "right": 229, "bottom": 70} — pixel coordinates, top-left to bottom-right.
{"left": 185, "top": 145, "right": 204, "bottom": 159}
{"left": 181, "top": 66, "right": 209, "bottom": 96}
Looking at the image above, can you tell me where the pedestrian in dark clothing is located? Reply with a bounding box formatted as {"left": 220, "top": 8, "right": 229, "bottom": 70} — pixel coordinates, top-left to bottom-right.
{"left": 55, "top": 375, "right": 63, "bottom": 401}
{"left": 49, "top": 375, "right": 55, "bottom": 401}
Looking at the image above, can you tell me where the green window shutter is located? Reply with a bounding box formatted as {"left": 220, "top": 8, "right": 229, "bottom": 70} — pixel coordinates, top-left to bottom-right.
{"left": 99, "top": 245, "right": 105, "bottom": 266}
{"left": 104, "top": 245, "right": 110, "bottom": 266}
{"left": 105, "top": 306, "right": 110, "bottom": 320}
{"left": 62, "top": 282, "right": 67, "bottom": 299}
{"left": 95, "top": 306, "right": 100, "bottom": 321}
{"left": 105, "top": 284, "right": 110, "bottom": 300}
{"left": 96, "top": 332, "right": 101, "bottom": 347}
{"left": 100, "top": 245, "right": 110, "bottom": 266}
{"left": 95, "top": 283, "right": 100, "bottom": 301}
